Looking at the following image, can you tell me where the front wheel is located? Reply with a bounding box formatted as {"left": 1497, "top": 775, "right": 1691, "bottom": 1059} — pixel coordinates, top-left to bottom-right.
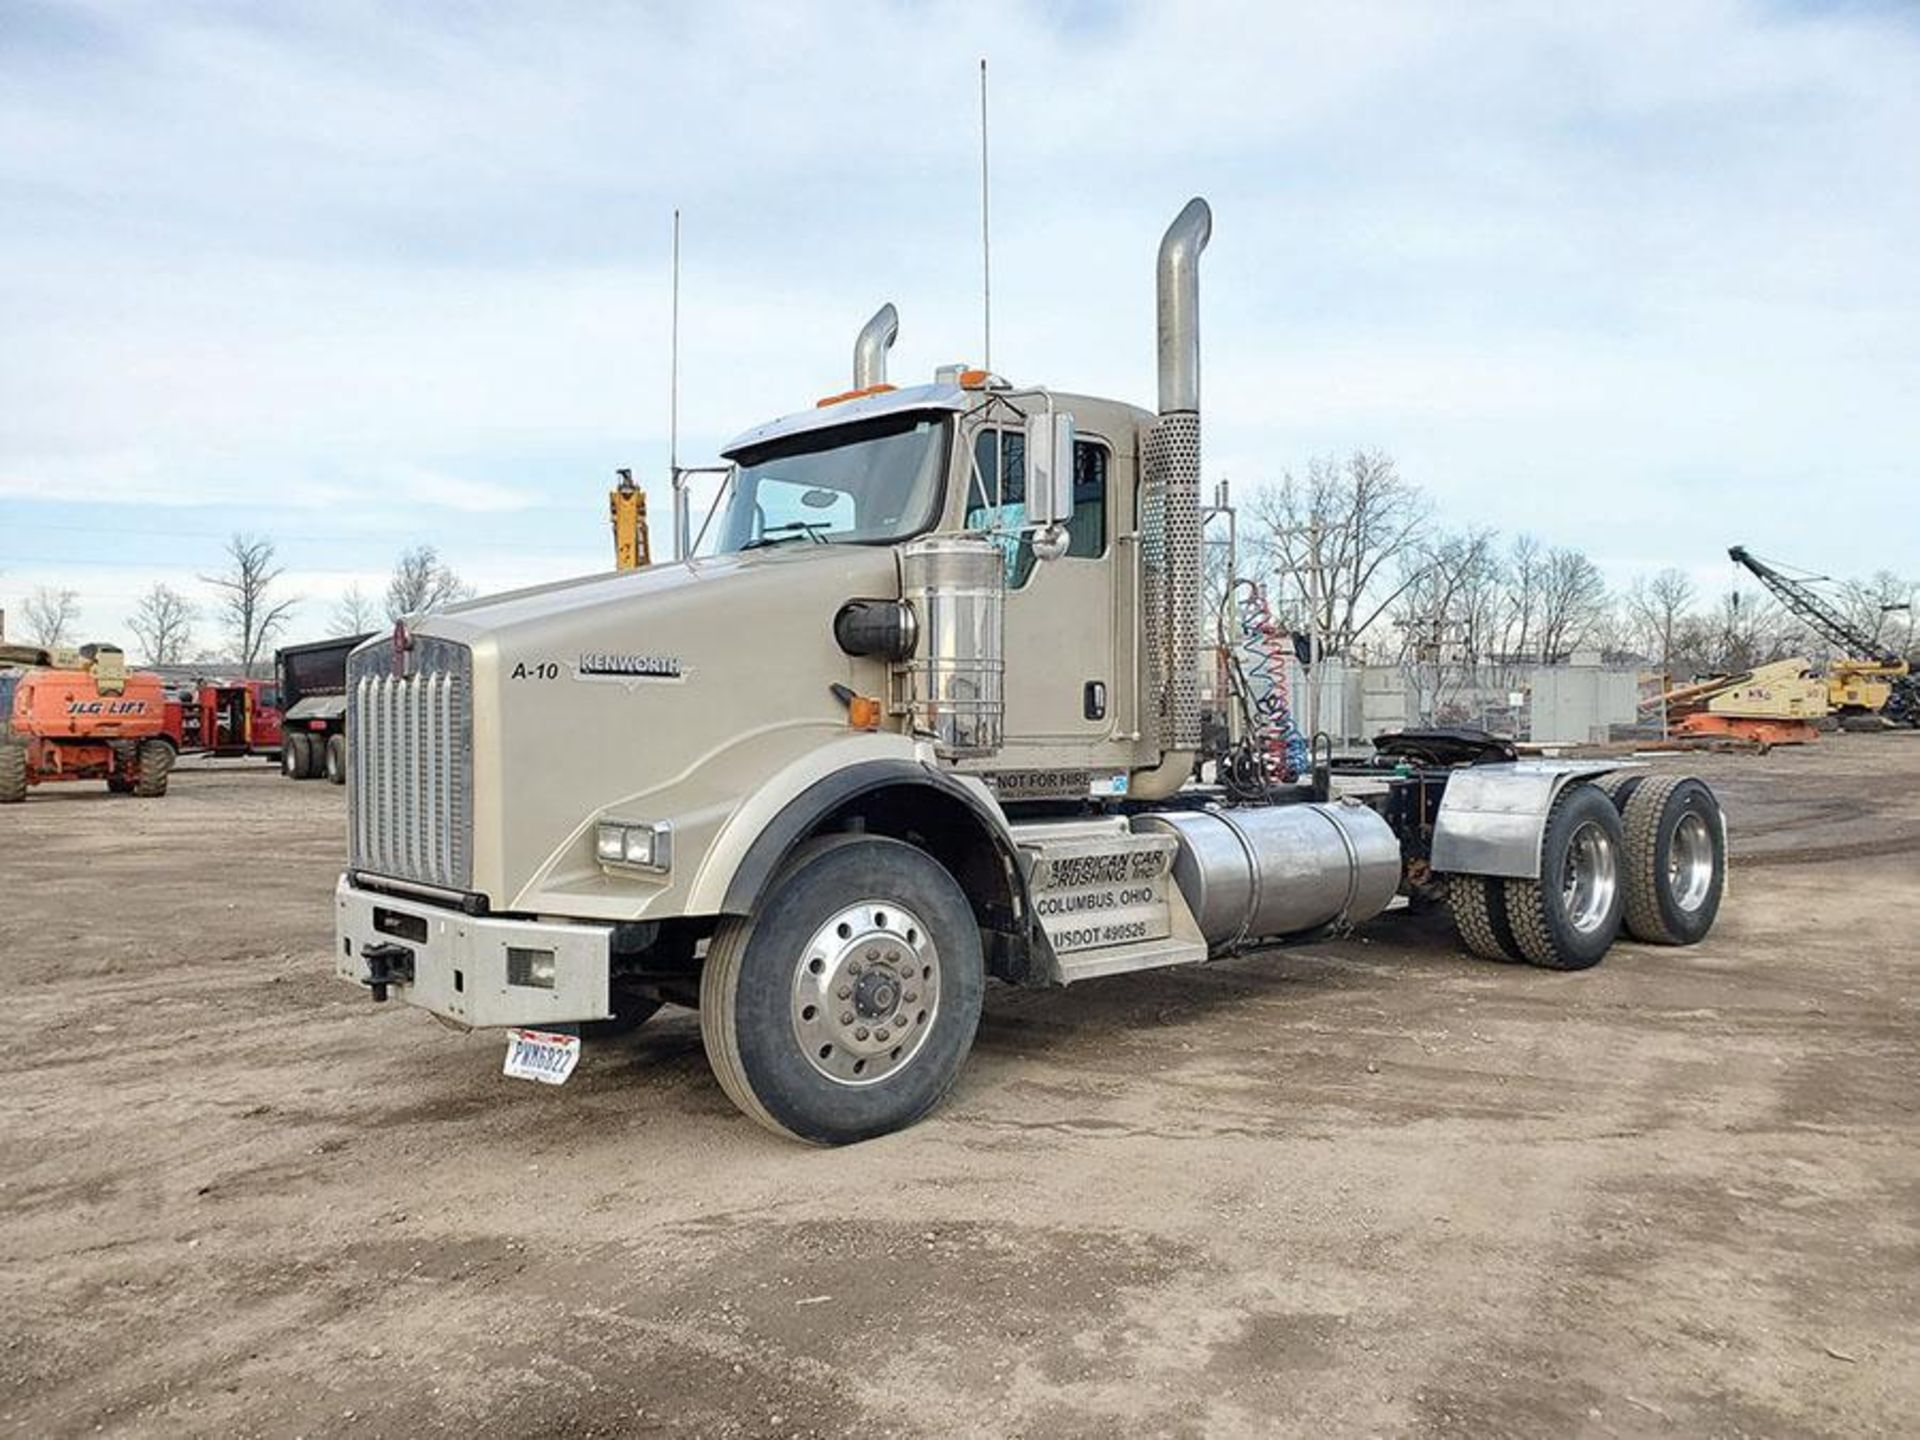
{"left": 699, "top": 835, "right": 983, "bottom": 1145}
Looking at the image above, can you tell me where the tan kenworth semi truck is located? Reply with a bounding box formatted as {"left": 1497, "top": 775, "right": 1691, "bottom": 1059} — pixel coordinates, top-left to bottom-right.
{"left": 334, "top": 199, "right": 1728, "bottom": 1144}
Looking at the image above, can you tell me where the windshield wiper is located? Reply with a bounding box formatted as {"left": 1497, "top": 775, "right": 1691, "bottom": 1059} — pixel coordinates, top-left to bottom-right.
{"left": 741, "top": 520, "right": 832, "bottom": 550}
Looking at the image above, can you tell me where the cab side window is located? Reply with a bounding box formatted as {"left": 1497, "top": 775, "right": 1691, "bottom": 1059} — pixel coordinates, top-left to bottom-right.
{"left": 965, "top": 429, "right": 1108, "bottom": 587}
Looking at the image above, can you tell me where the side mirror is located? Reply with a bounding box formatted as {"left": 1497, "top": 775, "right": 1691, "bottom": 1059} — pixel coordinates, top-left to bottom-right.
{"left": 1023, "top": 410, "right": 1076, "bottom": 560}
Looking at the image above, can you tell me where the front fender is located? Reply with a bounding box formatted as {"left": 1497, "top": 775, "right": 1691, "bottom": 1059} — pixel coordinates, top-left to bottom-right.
{"left": 506, "top": 725, "right": 924, "bottom": 921}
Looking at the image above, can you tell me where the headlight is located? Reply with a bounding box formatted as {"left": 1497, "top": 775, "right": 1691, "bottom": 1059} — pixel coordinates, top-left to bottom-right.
{"left": 633, "top": 821, "right": 664, "bottom": 867}
{"left": 595, "top": 819, "right": 672, "bottom": 875}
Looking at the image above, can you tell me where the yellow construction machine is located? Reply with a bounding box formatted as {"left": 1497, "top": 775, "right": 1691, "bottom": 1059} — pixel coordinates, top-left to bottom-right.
{"left": 1663, "top": 657, "right": 1829, "bottom": 748}
{"left": 609, "top": 469, "right": 651, "bottom": 570}
{"left": 1729, "top": 546, "right": 1918, "bottom": 727}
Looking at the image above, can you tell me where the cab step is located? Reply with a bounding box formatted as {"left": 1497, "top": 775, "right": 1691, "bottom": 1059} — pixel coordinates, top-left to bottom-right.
{"left": 1009, "top": 816, "right": 1209, "bottom": 985}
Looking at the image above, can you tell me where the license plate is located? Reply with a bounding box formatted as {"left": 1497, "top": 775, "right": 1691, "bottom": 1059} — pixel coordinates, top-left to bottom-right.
{"left": 503, "top": 1028, "right": 580, "bottom": 1086}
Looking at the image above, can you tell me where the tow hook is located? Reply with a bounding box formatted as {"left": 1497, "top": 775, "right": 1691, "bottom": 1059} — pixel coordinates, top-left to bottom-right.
{"left": 360, "top": 942, "right": 415, "bottom": 1002}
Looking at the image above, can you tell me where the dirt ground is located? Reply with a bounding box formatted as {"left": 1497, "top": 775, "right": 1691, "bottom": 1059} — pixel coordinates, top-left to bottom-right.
{"left": 3, "top": 738, "right": 1917, "bottom": 1439}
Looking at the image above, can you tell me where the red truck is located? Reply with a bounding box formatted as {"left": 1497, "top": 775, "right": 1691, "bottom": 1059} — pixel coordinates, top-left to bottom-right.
{"left": 166, "top": 678, "right": 284, "bottom": 758}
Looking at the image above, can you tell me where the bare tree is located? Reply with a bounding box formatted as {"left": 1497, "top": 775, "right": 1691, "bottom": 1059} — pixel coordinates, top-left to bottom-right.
{"left": 1536, "top": 547, "right": 1610, "bottom": 663}
{"left": 385, "top": 546, "right": 473, "bottom": 622}
{"left": 1838, "top": 571, "right": 1918, "bottom": 660}
{"left": 1388, "top": 528, "right": 1503, "bottom": 719}
{"left": 201, "top": 533, "right": 298, "bottom": 675}
{"left": 1390, "top": 529, "right": 1502, "bottom": 660}
{"left": 128, "top": 583, "right": 196, "bottom": 664}
{"left": 1245, "top": 450, "right": 1429, "bottom": 658}
{"left": 1623, "top": 567, "right": 1696, "bottom": 675}
{"left": 1495, "top": 534, "right": 1546, "bottom": 661}
{"left": 20, "top": 585, "right": 81, "bottom": 647}
{"left": 331, "top": 583, "right": 381, "bottom": 635}
{"left": 1708, "top": 590, "right": 1799, "bottom": 673}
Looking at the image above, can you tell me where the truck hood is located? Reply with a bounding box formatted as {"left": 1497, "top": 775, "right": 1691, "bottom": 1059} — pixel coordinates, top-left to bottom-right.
{"left": 403, "top": 542, "right": 904, "bottom": 908}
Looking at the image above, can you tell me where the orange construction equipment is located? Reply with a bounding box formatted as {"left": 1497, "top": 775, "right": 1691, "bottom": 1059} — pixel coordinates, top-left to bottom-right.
{"left": 1662, "top": 658, "right": 1828, "bottom": 750}
{"left": 0, "top": 643, "right": 176, "bottom": 802}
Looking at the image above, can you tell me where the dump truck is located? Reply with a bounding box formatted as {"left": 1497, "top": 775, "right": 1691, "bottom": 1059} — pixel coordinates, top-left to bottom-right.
{"left": 0, "top": 643, "right": 175, "bottom": 801}
{"left": 333, "top": 199, "right": 1729, "bottom": 1143}
{"left": 276, "top": 633, "right": 373, "bottom": 784}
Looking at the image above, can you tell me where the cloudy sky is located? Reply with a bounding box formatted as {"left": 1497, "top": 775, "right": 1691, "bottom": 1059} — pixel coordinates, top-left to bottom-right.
{"left": 3, "top": 0, "right": 1917, "bottom": 653}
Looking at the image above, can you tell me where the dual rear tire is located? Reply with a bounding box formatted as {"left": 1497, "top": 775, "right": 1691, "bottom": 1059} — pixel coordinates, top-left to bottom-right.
{"left": 282, "top": 732, "right": 345, "bottom": 783}
{"left": 1447, "top": 774, "right": 1724, "bottom": 969}
{"left": 282, "top": 733, "right": 313, "bottom": 778}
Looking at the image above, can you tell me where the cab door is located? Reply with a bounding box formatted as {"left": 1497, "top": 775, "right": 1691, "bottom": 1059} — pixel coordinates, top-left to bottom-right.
{"left": 963, "top": 423, "right": 1127, "bottom": 773}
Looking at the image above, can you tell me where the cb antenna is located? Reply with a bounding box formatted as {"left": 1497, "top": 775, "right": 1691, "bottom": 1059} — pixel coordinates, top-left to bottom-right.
{"left": 668, "top": 207, "right": 689, "bottom": 558}
{"left": 979, "top": 57, "right": 991, "bottom": 375}
{"left": 669, "top": 206, "right": 681, "bottom": 477}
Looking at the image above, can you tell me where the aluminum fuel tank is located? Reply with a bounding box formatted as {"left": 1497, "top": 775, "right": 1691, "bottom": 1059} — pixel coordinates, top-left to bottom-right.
{"left": 1133, "top": 801, "right": 1402, "bottom": 950}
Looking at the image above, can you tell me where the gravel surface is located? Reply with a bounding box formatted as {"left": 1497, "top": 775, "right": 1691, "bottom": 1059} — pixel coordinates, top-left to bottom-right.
{"left": 3, "top": 738, "right": 1917, "bottom": 1437}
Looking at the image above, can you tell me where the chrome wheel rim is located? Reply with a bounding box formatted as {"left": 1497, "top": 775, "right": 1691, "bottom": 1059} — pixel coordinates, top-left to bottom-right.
{"left": 1668, "top": 812, "right": 1715, "bottom": 912}
{"left": 791, "top": 900, "right": 940, "bottom": 1087}
{"left": 1562, "top": 821, "right": 1619, "bottom": 935}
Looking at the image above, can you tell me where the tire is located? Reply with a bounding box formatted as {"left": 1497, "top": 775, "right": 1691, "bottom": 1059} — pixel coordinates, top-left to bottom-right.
{"left": 0, "top": 742, "right": 26, "bottom": 804}
{"left": 133, "top": 738, "right": 173, "bottom": 798}
{"left": 1502, "top": 782, "right": 1625, "bottom": 970}
{"left": 1620, "top": 776, "right": 1725, "bottom": 945}
{"left": 325, "top": 733, "right": 346, "bottom": 785}
{"left": 1589, "top": 769, "right": 1646, "bottom": 811}
{"left": 582, "top": 984, "right": 665, "bottom": 1039}
{"left": 107, "top": 740, "right": 137, "bottom": 793}
{"left": 1446, "top": 874, "right": 1522, "bottom": 962}
{"left": 699, "top": 834, "right": 984, "bottom": 1145}
{"left": 283, "top": 732, "right": 313, "bottom": 779}
{"left": 303, "top": 732, "right": 328, "bottom": 779}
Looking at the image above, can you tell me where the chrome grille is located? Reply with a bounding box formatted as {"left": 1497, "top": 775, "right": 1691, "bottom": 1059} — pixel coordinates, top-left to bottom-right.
{"left": 347, "top": 636, "right": 473, "bottom": 891}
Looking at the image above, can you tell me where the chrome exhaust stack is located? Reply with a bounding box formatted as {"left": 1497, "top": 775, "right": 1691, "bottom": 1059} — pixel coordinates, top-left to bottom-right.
{"left": 853, "top": 302, "right": 899, "bottom": 389}
{"left": 1141, "top": 199, "right": 1211, "bottom": 761}
{"left": 1156, "top": 197, "right": 1211, "bottom": 415}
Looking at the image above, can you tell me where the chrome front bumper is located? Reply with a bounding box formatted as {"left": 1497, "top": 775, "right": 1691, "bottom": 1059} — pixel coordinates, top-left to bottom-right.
{"left": 333, "top": 875, "right": 611, "bottom": 1028}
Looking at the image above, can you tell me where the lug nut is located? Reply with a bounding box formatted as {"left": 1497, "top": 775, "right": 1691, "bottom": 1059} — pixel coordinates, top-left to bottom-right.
{"left": 893, "top": 1014, "right": 907, "bottom": 1027}
{"left": 904, "top": 991, "right": 917, "bottom": 1003}
{"left": 840, "top": 1011, "right": 854, "bottom": 1025}
{"left": 837, "top": 985, "right": 851, "bottom": 1000}
{"left": 855, "top": 1026, "right": 869, "bottom": 1041}
{"left": 866, "top": 948, "right": 879, "bottom": 961}
{"left": 875, "top": 1028, "right": 890, "bottom": 1042}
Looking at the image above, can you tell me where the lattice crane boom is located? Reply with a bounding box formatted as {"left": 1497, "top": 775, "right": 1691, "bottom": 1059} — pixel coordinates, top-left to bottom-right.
{"left": 1727, "top": 545, "right": 1895, "bottom": 664}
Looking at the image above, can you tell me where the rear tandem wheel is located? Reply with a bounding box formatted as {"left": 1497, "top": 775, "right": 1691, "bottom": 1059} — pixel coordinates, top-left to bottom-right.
{"left": 282, "top": 733, "right": 312, "bottom": 779}
{"left": 1500, "top": 782, "right": 1626, "bottom": 970}
{"left": 1619, "top": 776, "right": 1725, "bottom": 945}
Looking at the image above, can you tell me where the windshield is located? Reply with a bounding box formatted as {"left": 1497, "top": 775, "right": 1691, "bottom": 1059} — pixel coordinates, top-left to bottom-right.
{"left": 712, "top": 413, "right": 949, "bottom": 554}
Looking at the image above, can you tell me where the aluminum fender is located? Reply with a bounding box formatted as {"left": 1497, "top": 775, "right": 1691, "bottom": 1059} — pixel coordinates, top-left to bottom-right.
{"left": 1431, "top": 760, "right": 1638, "bottom": 880}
